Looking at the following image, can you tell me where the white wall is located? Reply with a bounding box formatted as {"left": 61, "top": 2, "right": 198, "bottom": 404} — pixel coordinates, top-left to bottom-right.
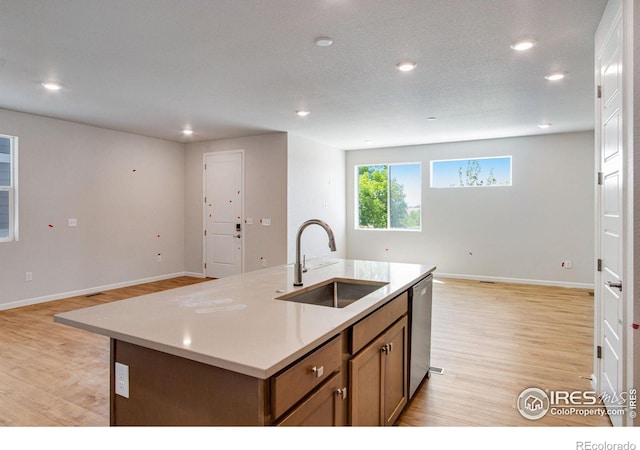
{"left": 0, "top": 108, "right": 186, "bottom": 309}
{"left": 184, "top": 133, "right": 288, "bottom": 274}
{"left": 287, "top": 135, "right": 346, "bottom": 263}
{"left": 346, "top": 131, "right": 595, "bottom": 287}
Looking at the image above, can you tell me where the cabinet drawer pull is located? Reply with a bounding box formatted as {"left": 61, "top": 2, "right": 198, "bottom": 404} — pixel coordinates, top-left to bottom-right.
{"left": 380, "top": 344, "right": 389, "bottom": 354}
{"left": 336, "top": 387, "right": 348, "bottom": 400}
{"left": 311, "top": 365, "right": 324, "bottom": 378}
{"left": 388, "top": 342, "right": 393, "bottom": 352}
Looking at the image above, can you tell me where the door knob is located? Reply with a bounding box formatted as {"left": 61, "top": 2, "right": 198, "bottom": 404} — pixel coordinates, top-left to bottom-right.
{"left": 233, "top": 234, "right": 241, "bottom": 238}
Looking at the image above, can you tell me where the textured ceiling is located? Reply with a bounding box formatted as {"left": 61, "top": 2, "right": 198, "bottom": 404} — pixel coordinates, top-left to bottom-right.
{"left": 0, "top": 0, "right": 607, "bottom": 149}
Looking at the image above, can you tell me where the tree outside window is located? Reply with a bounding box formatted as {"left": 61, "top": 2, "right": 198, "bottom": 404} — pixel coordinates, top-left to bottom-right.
{"left": 356, "top": 163, "right": 421, "bottom": 230}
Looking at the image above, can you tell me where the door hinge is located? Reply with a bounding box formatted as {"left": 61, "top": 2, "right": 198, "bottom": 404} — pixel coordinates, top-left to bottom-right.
{"left": 597, "top": 85, "right": 601, "bottom": 99}
{"left": 597, "top": 258, "right": 602, "bottom": 272}
{"left": 204, "top": 163, "right": 207, "bottom": 170}
{"left": 204, "top": 262, "right": 207, "bottom": 269}
{"left": 204, "top": 196, "right": 207, "bottom": 203}
{"left": 597, "top": 172, "right": 603, "bottom": 185}
{"left": 597, "top": 345, "right": 602, "bottom": 359}
{"left": 204, "top": 229, "right": 207, "bottom": 236}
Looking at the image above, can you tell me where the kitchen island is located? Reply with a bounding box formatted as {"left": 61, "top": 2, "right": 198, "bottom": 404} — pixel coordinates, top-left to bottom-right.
{"left": 54, "top": 258, "right": 436, "bottom": 426}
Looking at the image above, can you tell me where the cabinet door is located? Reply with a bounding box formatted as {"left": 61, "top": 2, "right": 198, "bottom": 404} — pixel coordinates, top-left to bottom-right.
{"left": 382, "top": 316, "right": 408, "bottom": 426}
{"left": 277, "top": 373, "right": 346, "bottom": 426}
{"left": 349, "top": 334, "right": 385, "bottom": 426}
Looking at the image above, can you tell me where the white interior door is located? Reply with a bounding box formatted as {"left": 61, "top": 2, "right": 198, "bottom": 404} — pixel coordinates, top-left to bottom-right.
{"left": 204, "top": 151, "right": 243, "bottom": 278}
{"left": 595, "top": 7, "right": 624, "bottom": 427}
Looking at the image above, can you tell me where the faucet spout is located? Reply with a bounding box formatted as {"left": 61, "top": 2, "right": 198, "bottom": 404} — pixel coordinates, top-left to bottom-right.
{"left": 294, "top": 219, "right": 336, "bottom": 286}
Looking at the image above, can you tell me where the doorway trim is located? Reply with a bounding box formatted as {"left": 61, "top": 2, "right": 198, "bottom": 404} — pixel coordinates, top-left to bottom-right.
{"left": 592, "top": 0, "right": 635, "bottom": 427}
{"left": 202, "top": 149, "right": 245, "bottom": 278}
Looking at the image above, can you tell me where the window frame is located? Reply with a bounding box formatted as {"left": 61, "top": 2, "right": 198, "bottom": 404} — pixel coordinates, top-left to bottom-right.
{"left": 0, "top": 134, "right": 18, "bottom": 243}
{"left": 430, "top": 155, "right": 512, "bottom": 188}
{"left": 354, "top": 162, "right": 422, "bottom": 232}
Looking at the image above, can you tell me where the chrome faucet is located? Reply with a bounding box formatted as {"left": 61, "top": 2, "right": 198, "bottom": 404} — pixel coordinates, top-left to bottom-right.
{"left": 294, "top": 219, "right": 336, "bottom": 286}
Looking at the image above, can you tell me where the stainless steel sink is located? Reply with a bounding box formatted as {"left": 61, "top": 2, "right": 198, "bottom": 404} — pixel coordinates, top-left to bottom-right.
{"left": 276, "top": 278, "right": 388, "bottom": 308}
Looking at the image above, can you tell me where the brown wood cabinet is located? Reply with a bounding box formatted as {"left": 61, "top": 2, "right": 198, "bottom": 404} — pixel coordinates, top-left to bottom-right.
{"left": 349, "top": 306, "right": 408, "bottom": 426}
{"left": 271, "top": 334, "right": 343, "bottom": 419}
{"left": 382, "top": 316, "right": 409, "bottom": 425}
{"left": 109, "top": 292, "right": 410, "bottom": 426}
{"left": 273, "top": 333, "right": 348, "bottom": 426}
{"left": 276, "top": 372, "right": 346, "bottom": 426}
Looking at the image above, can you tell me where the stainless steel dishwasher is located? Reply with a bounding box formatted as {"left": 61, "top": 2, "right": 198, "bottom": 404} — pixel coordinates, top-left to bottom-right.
{"left": 408, "top": 273, "right": 433, "bottom": 399}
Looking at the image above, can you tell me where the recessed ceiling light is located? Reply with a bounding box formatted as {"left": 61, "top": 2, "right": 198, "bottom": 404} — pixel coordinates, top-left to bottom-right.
{"left": 396, "top": 62, "right": 417, "bottom": 72}
{"left": 510, "top": 39, "right": 536, "bottom": 51}
{"left": 315, "top": 37, "right": 333, "bottom": 47}
{"left": 296, "top": 110, "right": 310, "bottom": 117}
{"left": 538, "top": 123, "right": 552, "bottom": 129}
{"left": 545, "top": 72, "right": 566, "bottom": 81}
{"left": 426, "top": 116, "right": 437, "bottom": 121}
{"left": 42, "top": 82, "right": 62, "bottom": 91}
{"left": 182, "top": 128, "right": 194, "bottom": 136}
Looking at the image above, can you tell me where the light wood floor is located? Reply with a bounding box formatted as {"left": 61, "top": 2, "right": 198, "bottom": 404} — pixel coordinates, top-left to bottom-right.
{"left": 0, "top": 276, "right": 611, "bottom": 426}
{"left": 0, "top": 276, "right": 208, "bottom": 426}
{"left": 398, "top": 278, "right": 611, "bottom": 426}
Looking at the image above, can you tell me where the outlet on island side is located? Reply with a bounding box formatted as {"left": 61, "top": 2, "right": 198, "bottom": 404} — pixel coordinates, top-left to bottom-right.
{"left": 115, "top": 362, "right": 129, "bottom": 398}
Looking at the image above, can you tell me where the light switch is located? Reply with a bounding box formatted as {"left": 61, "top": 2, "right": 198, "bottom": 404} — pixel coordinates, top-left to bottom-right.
{"left": 261, "top": 218, "right": 271, "bottom": 226}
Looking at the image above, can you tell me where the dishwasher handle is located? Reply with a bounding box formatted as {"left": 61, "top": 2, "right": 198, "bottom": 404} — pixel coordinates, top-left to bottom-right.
{"left": 411, "top": 273, "right": 433, "bottom": 297}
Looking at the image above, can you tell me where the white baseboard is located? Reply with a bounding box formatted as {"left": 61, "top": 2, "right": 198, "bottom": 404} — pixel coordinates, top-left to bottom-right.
{"left": 183, "top": 271, "right": 206, "bottom": 278}
{"left": 0, "top": 271, "right": 204, "bottom": 311}
{"left": 434, "top": 272, "right": 595, "bottom": 290}
{"left": 2, "top": 270, "right": 592, "bottom": 311}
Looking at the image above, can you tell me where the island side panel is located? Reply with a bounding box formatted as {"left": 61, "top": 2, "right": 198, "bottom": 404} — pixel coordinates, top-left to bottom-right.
{"left": 110, "top": 339, "right": 270, "bottom": 426}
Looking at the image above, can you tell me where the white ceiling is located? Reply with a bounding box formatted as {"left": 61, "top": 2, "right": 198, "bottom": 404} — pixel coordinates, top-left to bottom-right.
{"left": 0, "top": 0, "right": 607, "bottom": 150}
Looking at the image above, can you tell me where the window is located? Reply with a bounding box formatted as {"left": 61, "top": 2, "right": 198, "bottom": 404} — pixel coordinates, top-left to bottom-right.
{"left": 0, "top": 134, "right": 18, "bottom": 242}
{"left": 430, "top": 156, "right": 512, "bottom": 188}
{"left": 356, "top": 163, "right": 421, "bottom": 230}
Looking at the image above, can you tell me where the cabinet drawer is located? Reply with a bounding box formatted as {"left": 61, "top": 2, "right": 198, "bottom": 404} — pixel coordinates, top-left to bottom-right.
{"left": 350, "top": 292, "right": 408, "bottom": 355}
{"left": 276, "top": 372, "right": 345, "bottom": 426}
{"left": 271, "top": 334, "right": 342, "bottom": 419}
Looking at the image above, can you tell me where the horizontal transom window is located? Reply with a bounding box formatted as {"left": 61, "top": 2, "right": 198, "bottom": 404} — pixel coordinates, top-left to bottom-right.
{"left": 430, "top": 156, "right": 512, "bottom": 188}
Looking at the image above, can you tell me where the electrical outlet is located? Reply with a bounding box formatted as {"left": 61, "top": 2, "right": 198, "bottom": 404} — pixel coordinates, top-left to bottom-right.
{"left": 561, "top": 260, "right": 573, "bottom": 269}
{"left": 156, "top": 253, "right": 162, "bottom": 263}
{"left": 261, "top": 218, "right": 271, "bottom": 226}
{"left": 115, "top": 362, "right": 129, "bottom": 398}
{"left": 262, "top": 258, "right": 267, "bottom": 268}
{"left": 25, "top": 272, "right": 33, "bottom": 282}
{"left": 68, "top": 218, "right": 77, "bottom": 227}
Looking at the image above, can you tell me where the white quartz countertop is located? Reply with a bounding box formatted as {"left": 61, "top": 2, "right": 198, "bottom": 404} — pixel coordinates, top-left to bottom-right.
{"left": 54, "top": 259, "right": 435, "bottom": 379}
